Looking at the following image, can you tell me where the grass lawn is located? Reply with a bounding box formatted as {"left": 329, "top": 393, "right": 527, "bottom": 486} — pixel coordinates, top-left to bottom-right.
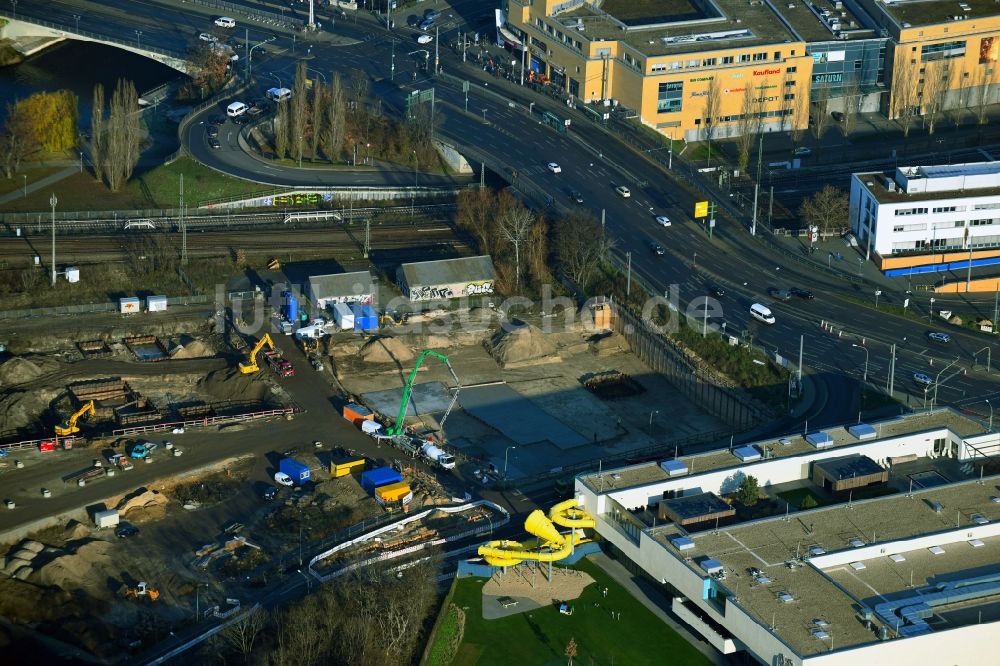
{"left": 0, "top": 166, "right": 67, "bottom": 197}
{"left": 1, "top": 157, "right": 271, "bottom": 213}
{"left": 777, "top": 487, "right": 830, "bottom": 509}
{"left": 445, "top": 558, "right": 711, "bottom": 666}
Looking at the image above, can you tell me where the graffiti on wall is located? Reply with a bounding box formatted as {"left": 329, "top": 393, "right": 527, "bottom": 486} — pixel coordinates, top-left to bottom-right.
{"left": 408, "top": 280, "right": 495, "bottom": 301}
{"left": 325, "top": 293, "right": 374, "bottom": 305}
{"left": 464, "top": 281, "right": 494, "bottom": 296}
{"left": 411, "top": 285, "right": 455, "bottom": 301}
{"left": 263, "top": 193, "right": 335, "bottom": 207}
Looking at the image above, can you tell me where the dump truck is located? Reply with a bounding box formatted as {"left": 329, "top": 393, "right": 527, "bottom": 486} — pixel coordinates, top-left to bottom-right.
{"left": 264, "top": 350, "right": 295, "bottom": 377}
{"left": 420, "top": 441, "right": 456, "bottom": 470}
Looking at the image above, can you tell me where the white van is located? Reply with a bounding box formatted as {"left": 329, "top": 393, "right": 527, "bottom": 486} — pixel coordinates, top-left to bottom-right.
{"left": 750, "top": 303, "right": 775, "bottom": 325}
{"left": 266, "top": 87, "right": 293, "bottom": 102}
{"left": 226, "top": 101, "right": 247, "bottom": 117}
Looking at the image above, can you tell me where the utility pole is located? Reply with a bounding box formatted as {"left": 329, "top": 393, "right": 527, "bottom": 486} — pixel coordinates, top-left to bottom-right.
{"left": 888, "top": 343, "right": 896, "bottom": 396}
{"left": 364, "top": 217, "right": 370, "bottom": 258}
{"left": 434, "top": 26, "right": 439, "bottom": 73}
{"left": 520, "top": 45, "right": 526, "bottom": 86}
{"left": 391, "top": 38, "right": 395, "bottom": 81}
{"left": 768, "top": 185, "right": 774, "bottom": 229}
{"left": 49, "top": 193, "right": 57, "bottom": 286}
{"left": 480, "top": 162, "right": 485, "bottom": 188}
{"left": 751, "top": 133, "right": 763, "bottom": 236}
{"left": 798, "top": 334, "right": 804, "bottom": 386}
{"left": 180, "top": 174, "right": 187, "bottom": 266}
{"left": 626, "top": 251, "right": 632, "bottom": 299}
{"left": 601, "top": 208, "right": 606, "bottom": 233}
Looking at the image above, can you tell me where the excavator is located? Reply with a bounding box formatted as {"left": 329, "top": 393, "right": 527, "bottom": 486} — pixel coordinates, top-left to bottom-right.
{"left": 122, "top": 581, "right": 160, "bottom": 602}
{"left": 386, "top": 349, "right": 461, "bottom": 438}
{"left": 239, "top": 333, "right": 275, "bottom": 374}
{"left": 478, "top": 499, "right": 596, "bottom": 567}
{"left": 54, "top": 400, "right": 95, "bottom": 437}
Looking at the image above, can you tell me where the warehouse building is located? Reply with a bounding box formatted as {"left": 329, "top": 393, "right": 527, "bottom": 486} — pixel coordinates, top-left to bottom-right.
{"left": 572, "top": 409, "right": 1000, "bottom": 665}
{"left": 397, "top": 255, "right": 496, "bottom": 302}
{"left": 503, "top": 0, "right": 1000, "bottom": 140}
{"left": 849, "top": 162, "right": 1000, "bottom": 273}
{"left": 308, "top": 271, "right": 375, "bottom": 309}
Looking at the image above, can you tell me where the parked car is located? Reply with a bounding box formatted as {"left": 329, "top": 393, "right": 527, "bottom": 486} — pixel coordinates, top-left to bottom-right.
{"left": 569, "top": 189, "right": 584, "bottom": 203}
{"left": 546, "top": 162, "right": 562, "bottom": 173}
{"left": 790, "top": 287, "right": 815, "bottom": 299}
{"left": 417, "top": 34, "right": 433, "bottom": 45}
{"left": 274, "top": 471, "right": 294, "bottom": 487}
{"left": 198, "top": 32, "right": 218, "bottom": 43}
{"left": 792, "top": 147, "right": 811, "bottom": 157}
{"left": 927, "top": 331, "right": 951, "bottom": 343}
{"left": 262, "top": 485, "right": 279, "bottom": 500}
{"left": 208, "top": 114, "right": 226, "bottom": 126}
{"left": 214, "top": 16, "right": 236, "bottom": 28}
{"left": 206, "top": 125, "right": 219, "bottom": 138}
{"left": 115, "top": 522, "right": 139, "bottom": 539}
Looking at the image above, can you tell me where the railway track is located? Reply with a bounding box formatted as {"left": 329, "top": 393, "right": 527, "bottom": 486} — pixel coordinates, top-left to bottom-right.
{"left": 0, "top": 225, "right": 465, "bottom": 265}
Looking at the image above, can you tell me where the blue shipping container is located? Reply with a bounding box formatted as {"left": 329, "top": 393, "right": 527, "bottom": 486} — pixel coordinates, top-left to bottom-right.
{"left": 360, "top": 467, "right": 403, "bottom": 494}
{"left": 350, "top": 303, "right": 379, "bottom": 332}
{"left": 280, "top": 457, "right": 311, "bottom": 483}
{"left": 285, "top": 293, "right": 299, "bottom": 324}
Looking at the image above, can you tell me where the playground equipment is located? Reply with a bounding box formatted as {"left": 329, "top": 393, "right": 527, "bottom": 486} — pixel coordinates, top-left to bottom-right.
{"left": 478, "top": 499, "right": 595, "bottom": 567}
{"left": 239, "top": 333, "right": 275, "bottom": 374}
{"left": 55, "top": 400, "right": 95, "bottom": 436}
{"left": 386, "top": 349, "right": 461, "bottom": 438}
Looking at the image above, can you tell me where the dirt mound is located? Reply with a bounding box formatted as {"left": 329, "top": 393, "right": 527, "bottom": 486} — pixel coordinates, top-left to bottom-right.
{"left": 0, "top": 357, "right": 44, "bottom": 385}
{"left": 0, "top": 389, "right": 54, "bottom": 435}
{"left": 61, "top": 521, "right": 90, "bottom": 542}
{"left": 197, "top": 368, "right": 268, "bottom": 403}
{"left": 30, "top": 540, "right": 114, "bottom": 590}
{"left": 486, "top": 322, "right": 556, "bottom": 366}
{"left": 170, "top": 339, "right": 214, "bottom": 359}
{"left": 115, "top": 489, "right": 168, "bottom": 522}
{"left": 19, "top": 540, "right": 44, "bottom": 554}
{"left": 589, "top": 332, "right": 630, "bottom": 356}
{"left": 0, "top": 577, "right": 76, "bottom": 623}
{"left": 360, "top": 337, "right": 414, "bottom": 364}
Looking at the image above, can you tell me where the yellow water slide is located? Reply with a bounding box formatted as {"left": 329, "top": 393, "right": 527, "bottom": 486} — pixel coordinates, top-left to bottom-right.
{"left": 478, "top": 499, "right": 596, "bottom": 567}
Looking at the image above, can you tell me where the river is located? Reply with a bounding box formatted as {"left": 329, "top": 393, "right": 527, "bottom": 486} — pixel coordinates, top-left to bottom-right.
{"left": 0, "top": 39, "right": 180, "bottom": 126}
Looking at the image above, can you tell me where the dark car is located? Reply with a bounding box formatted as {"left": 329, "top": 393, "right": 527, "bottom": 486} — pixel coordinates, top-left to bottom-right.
{"left": 233, "top": 115, "right": 252, "bottom": 125}
{"left": 205, "top": 125, "right": 219, "bottom": 138}
{"left": 569, "top": 189, "right": 584, "bottom": 204}
{"left": 208, "top": 137, "right": 221, "bottom": 149}
{"left": 831, "top": 111, "right": 845, "bottom": 122}
{"left": 115, "top": 522, "right": 139, "bottom": 539}
{"left": 708, "top": 283, "right": 725, "bottom": 298}
{"left": 650, "top": 242, "right": 665, "bottom": 256}
{"left": 767, "top": 287, "right": 792, "bottom": 301}
{"left": 208, "top": 114, "right": 226, "bottom": 126}
{"left": 262, "top": 485, "right": 278, "bottom": 501}
{"left": 790, "top": 287, "right": 815, "bottom": 299}
{"left": 927, "top": 331, "right": 951, "bottom": 344}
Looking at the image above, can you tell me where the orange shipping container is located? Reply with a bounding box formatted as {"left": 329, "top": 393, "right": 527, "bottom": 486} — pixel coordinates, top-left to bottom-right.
{"left": 375, "top": 481, "right": 411, "bottom": 503}
{"left": 343, "top": 403, "right": 374, "bottom": 426}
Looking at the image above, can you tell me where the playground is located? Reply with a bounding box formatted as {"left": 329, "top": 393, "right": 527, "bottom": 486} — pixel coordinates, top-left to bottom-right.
{"left": 436, "top": 558, "right": 713, "bottom": 666}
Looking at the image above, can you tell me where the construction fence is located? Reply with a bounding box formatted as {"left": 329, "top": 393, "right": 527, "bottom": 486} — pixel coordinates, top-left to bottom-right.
{"left": 111, "top": 406, "right": 296, "bottom": 437}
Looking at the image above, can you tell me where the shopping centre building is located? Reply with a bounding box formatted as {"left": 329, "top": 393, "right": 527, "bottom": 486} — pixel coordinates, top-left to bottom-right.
{"left": 502, "top": 0, "right": 1000, "bottom": 141}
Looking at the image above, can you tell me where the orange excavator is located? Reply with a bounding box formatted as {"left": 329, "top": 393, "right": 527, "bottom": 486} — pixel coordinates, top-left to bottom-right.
{"left": 122, "top": 581, "right": 160, "bottom": 602}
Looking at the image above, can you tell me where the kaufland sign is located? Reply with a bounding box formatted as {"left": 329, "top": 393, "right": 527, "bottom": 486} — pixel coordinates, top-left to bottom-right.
{"left": 753, "top": 68, "right": 781, "bottom": 76}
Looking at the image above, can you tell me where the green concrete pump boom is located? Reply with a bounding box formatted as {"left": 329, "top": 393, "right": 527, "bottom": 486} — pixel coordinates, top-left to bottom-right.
{"left": 387, "top": 349, "right": 460, "bottom": 437}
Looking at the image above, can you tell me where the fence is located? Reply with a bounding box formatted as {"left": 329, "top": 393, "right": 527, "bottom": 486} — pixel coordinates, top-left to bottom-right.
{"left": 1, "top": 436, "right": 76, "bottom": 452}
{"left": 111, "top": 406, "right": 296, "bottom": 436}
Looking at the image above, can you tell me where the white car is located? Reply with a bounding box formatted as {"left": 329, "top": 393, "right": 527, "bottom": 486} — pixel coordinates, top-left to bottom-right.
{"left": 198, "top": 32, "right": 218, "bottom": 43}
{"left": 274, "top": 471, "right": 294, "bottom": 487}
{"left": 913, "top": 372, "right": 933, "bottom": 388}
{"left": 615, "top": 185, "right": 631, "bottom": 198}
{"left": 417, "top": 34, "right": 433, "bottom": 45}
{"left": 214, "top": 17, "right": 236, "bottom": 28}
{"left": 655, "top": 215, "right": 671, "bottom": 227}
{"left": 547, "top": 162, "right": 562, "bottom": 173}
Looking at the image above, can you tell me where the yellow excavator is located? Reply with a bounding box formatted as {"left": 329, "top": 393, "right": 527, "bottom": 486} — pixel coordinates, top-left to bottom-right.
{"left": 239, "top": 333, "right": 275, "bottom": 374}
{"left": 55, "top": 400, "right": 95, "bottom": 437}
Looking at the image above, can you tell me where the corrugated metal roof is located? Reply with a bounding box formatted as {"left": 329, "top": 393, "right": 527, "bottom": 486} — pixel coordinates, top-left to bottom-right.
{"left": 309, "top": 271, "right": 373, "bottom": 299}
{"left": 398, "top": 255, "right": 495, "bottom": 287}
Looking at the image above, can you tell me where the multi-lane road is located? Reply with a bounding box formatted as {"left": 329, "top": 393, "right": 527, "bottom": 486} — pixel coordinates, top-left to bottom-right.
{"left": 12, "top": 0, "right": 1000, "bottom": 427}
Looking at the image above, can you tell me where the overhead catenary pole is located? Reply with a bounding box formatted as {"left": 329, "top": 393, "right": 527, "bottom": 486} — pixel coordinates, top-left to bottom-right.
{"left": 180, "top": 174, "right": 187, "bottom": 266}
{"left": 751, "top": 133, "right": 763, "bottom": 236}
{"left": 49, "top": 193, "right": 57, "bottom": 286}
{"left": 626, "top": 251, "right": 632, "bottom": 298}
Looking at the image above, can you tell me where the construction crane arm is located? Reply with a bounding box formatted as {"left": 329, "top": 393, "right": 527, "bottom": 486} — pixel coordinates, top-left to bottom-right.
{"left": 387, "top": 349, "right": 454, "bottom": 437}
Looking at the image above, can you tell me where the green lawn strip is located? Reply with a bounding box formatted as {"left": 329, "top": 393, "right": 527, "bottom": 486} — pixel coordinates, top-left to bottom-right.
{"left": 452, "top": 558, "right": 711, "bottom": 666}
{"left": 776, "top": 487, "right": 830, "bottom": 509}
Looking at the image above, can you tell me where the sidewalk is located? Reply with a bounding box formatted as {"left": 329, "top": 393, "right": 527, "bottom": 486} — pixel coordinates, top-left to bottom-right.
{"left": 0, "top": 164, "right": 78, "bottom": 208}
{"left": 588, "top": 552, "right": 729, "bottom": 666}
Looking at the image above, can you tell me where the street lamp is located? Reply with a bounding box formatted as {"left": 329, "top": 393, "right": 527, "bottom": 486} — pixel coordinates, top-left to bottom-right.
{"left": 22, "top": 174, "right": 26, "bottom": 198}
{"left": 648, "top": 410, "right": 659, "bottom": 436}
{"left": 852, "top": 344, "right": 869, "bottom": 383}
{"left": 987, "top": 399, "right": 994, "bottom": 430}
{"left": 135, "top": 30, "right": 142, "bottom": 49}
{"left": 247, "top": 37, "right": 276, "bottom": 80}
{"left": 503, "top": 445, "right": 517, "bottom": 479}
{"left": 72, "top": 14, "right": 80, "bottom": 33}
{"left": 49, "top": 193, "right": 57, "bottom": 286}
{"left": 10, "top": 0, "right": 16, "bottom": 20}
{"left": 930, "top": 297, "right": 936, "bottom": 319}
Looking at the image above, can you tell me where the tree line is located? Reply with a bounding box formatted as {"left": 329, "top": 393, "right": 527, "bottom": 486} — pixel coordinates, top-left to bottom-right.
{"left": 0, "top": 90, "right": 78, "bottom": 178}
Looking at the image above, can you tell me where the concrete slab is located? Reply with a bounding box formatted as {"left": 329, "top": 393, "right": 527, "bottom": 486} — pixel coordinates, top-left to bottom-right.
{"left": 459, "top": 383, "right": 588, "bottom": 450}
{"left": 362, "top": 381, "right": 453, "bottom": 418}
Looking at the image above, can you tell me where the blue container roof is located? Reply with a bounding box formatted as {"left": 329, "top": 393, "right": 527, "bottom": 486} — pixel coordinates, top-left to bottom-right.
{"left": 281, "top": 457, "right": 309, "bottom": 471}
{"left": 361, "top": 467, "right": 402, "bottom": 483}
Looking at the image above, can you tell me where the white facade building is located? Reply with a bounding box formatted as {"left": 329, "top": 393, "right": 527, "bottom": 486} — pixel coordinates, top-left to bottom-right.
{"left": 849, "top": 162, "right": 1000, "bottom": 258}
{"left": 573, "top": 410, "right": 1000, "bottom": 665}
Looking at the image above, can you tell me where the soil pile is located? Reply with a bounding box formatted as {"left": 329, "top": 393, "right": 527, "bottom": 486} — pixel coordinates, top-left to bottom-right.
{"left": 0, "top": 389, "right": 54, "bottom": 434}
{"left": 170, "top": 339, "right": 214, "bottom": 359}
{"left": 197, "top": 368, "right": 268, "bottom": 403}
{"left": 360, "top": 337, "right": 414, "bottom": 364}
{"left": 589, "top": 332, "right": 630, "bottom": 356}
{"left": 116, "top": 489, "right": 169, "bottom": 522}
{"left": 486, "top": 322, "right": 555, "bottom": 366}
{"left": 0, "top": 357, "right": 45, "bottom": 386}
{"left": 30, "top": 540, "right": 114, "bottom": 591}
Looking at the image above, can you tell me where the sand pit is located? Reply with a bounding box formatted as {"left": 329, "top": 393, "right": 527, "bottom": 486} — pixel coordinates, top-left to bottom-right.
{"left": 486, "top": 322, "right": 556, "bottom": 366}
{"left": 481, "top": 565, "right": 594, "bottom": 619}
{"left": 115, "top": 489, "right": 169, "bottom": 522}
{"left": 360, "top": 337, "right": 414, "bottom": 364}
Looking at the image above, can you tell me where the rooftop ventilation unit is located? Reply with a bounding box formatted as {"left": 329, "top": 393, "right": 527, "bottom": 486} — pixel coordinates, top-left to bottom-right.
{"left": 733, "top": 445, "right": 761, "bottom": 462}
{"left": 660, "top": 459, "right": 689, "bottom": 477}
{"left": 805, "top": 432, "right": 833, "bottom": 449}
{"left": 848, "top": 423, "right": 877, "bottom": 440}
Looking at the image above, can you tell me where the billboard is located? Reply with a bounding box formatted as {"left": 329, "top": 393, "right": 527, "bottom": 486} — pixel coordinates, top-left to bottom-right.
{"left": 980, "top": 36, "right": 998, "bottom": 64}
{"left": 694, "top": 201, "right": 709, "bottom": 218}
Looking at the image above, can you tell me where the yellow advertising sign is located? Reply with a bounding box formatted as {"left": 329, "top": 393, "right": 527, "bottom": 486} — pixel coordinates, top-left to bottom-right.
{"left": 694, "top": 201, "right": 709, "bottom": 218}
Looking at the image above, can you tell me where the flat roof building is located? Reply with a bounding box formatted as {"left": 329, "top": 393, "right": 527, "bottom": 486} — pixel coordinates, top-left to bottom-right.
{"left": 308, "top": 271, "right": 375, "bottom": 309}
{"left": 573, "top": 409, "right": 1000, "bottom": 665}
{"left": 396, "top": 255, "right": 496, "bottom": 302}
{"left": 811, "top": 454, "right": 888, "bottom": 492}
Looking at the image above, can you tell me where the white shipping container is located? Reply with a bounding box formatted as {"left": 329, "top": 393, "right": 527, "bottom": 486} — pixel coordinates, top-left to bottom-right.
{"left": 65, "top": 266, "right": 80, "bottom": 283}
{"left": 120, "top": 297, "right": 141, "bottom": 314}
{"left": 94, "top": 509, "right": 119, "bottom": 529}
{"left": 146, "top": 295, "right": 168, "bottom": 312}
{"left": 332, "top": 302, "right": 354, "bottom": 330}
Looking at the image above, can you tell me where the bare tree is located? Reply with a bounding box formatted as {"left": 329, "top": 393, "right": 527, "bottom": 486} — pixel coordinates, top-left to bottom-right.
{"left": 735, "top": 85, "right": 764, "bottom": 174}
{"left": 322, "top": 72, "right": 346, "bottom": 162}
{"left": 290, "top": 61, "right": 308, "bottom": 163}
{"left": 799, "top": 185, "right": 849, "bottom": 234}
{"left": 553, "top": 212, "right": 608, "bottom": 290}
{"left": 952, "top": 67, "right": 971, "bottom": 129}
{"left": 890, "top": 57, "right": 920, "bottom": 138}
{"left": 972, "top": 65, "right": 997, "bottom": 127}
{"left": 810, "top": 86, "right": 831, "bottom": 140}
{"left": 921, "top": 61, "right": 949, "bottom": 135}
{"left": 103, "top": 78, "right": 140, "bottom": 191}
{"left": 527, "top": 215, "right": 550, "bottom": 285}
{"left": 701, "top": 77, "right": 722, "bottom": 166}
{"left": 565, "top": 637, "right": 578, "bottom": 666}
{"left": 454, "top": 188, "right": 501, "bottom": 254}
{"left": 349, "top": 69, "right": 369, "bottom": 111}
{"left": 273, "top": 101, "right": 289, "bottom": 159}
{"left": 840, "top": 76, "right": 860, "bottom": 137}
{"left": 309, "top": 84, "right": 323, "bottom": 160}
{"left": 90, "top": 83, "right": 104, "bottom": 181}
{"left": 497, "top": 205, "right": 535, "bottom": 291}
{"left": 220, "top": 606, "right": 268, "bottom": 664}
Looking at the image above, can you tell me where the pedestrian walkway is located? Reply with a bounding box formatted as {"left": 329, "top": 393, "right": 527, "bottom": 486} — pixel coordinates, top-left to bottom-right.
{"left": 588, "top": 552, "right": 728, "bottom": 666}
{"left": 0, "top": 164, "right": 78, "bottom": 207}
